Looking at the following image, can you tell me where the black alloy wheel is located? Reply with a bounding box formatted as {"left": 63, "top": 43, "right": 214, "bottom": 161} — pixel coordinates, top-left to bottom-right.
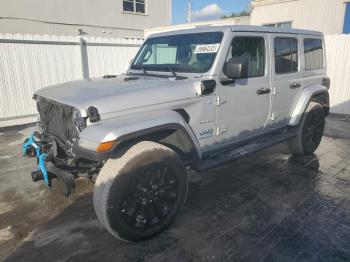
{"left": 93, "top": 141, "right": 188, "bottom": 241}
{"left": 302, "top": 107, "right": 325, "bottom": 154}
{"left": 120, "top": 163, "right": 179, "bottom": 230}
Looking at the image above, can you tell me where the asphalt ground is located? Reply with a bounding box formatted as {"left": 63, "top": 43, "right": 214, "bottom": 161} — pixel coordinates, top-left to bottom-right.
{"left": 1, "top": 114, "right": 349, "bottom": 262}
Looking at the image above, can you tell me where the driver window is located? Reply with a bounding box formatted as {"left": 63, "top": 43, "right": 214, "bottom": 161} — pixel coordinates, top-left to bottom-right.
{"left": 224, "top": 37, "right": 265, "bottom": 78}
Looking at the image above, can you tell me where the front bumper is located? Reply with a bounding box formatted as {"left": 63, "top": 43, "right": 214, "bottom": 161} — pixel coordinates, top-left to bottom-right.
{"left": 22, "top": 132, "right": 76, "bottom": 196}
{"left": 22, "top": 133, "right": 50, "bottom": 185}
{"left": 22, "top": 131, "right": 108, "bottom": 196}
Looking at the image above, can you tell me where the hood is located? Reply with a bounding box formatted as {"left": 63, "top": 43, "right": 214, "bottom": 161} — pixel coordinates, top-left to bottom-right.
{"left": 35, "top": 75, "right": 203, "bottom": 117}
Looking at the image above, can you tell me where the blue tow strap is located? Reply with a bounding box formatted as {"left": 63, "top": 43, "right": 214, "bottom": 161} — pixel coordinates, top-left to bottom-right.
{"left": 22, "top": 134, "right": 49, "bottom": 185}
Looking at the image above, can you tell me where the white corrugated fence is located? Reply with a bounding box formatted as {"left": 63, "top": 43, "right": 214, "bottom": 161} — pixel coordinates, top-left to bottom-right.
{"left": 0, "top": 33, "right": 349, "bottom": 128}
{"left": 325, "top": 35, "right": 350, "bottom": 115}
{"left": 0, "top": 34, "right": 142, "bottom": 127}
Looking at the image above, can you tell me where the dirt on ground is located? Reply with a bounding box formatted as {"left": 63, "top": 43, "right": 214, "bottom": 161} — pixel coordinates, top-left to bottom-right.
{"left": 0, "top": 115, "right": 349, "bottom": 262}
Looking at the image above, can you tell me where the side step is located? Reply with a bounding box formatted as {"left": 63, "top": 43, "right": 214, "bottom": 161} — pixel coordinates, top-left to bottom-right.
{"left": 193, "top": 130, "right": 297, "bottom": 172}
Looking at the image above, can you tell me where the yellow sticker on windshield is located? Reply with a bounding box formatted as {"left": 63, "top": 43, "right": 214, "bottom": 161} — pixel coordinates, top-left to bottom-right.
{"left": 194, "top": 43, "right": 220, "bottom": 54}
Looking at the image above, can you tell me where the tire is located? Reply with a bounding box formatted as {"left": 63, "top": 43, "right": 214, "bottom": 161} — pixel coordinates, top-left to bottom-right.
{"left": 288, "top": 102, "right": 325, "bottom": 155}
{"left": 93, "top": 141, "right": 188, "bottom": 242}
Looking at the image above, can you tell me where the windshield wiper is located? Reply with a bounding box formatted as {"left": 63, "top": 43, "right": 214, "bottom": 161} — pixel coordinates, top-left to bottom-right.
{"left": 168, "top": 66, "right": 177, "bottom": 78}
{"left": 128, "top": 65, "right": 187, "bottom": 80}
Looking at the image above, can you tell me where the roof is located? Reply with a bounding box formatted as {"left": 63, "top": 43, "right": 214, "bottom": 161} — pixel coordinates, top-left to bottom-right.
{"left": 144, "top": 16, "right": 250, "bottom": 37}
{"left": 148, "top": 24, "right": 323, "bottom": 38}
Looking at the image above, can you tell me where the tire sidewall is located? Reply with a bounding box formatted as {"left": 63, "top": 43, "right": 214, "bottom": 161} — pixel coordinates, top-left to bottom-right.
{"left": 100, "top": 144, "right": 187, "bottom": 241}
{"left": 300, "top": 103, "right": 325, "bottom": 155}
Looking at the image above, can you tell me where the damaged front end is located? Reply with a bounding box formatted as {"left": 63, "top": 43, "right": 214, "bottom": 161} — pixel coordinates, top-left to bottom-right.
{"left": 22, "top": 132, "right": 51, "bottom": 185}
{"left": 22, "top": 97, "right": 102, "bottom": 196}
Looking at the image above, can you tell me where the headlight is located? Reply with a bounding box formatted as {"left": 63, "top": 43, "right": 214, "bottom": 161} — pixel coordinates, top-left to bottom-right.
{"left": 72, "top": 109, "right": 86, "bottom": 132}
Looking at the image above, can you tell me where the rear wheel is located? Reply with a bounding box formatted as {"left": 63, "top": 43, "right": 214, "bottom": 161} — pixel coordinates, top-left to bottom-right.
{"left": 93, "top": 141, "right": 188, "bottom": 241}
{"left": 288, "top": 102, "right": 325, "bottom": 155}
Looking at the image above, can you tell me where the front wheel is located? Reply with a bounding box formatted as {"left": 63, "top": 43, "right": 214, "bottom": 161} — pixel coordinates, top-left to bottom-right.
{"left": 93, "top": 141, "right": 188, "bottom": 242}
{"left": 288, "top": 102, "right": 325, "bottom": 155}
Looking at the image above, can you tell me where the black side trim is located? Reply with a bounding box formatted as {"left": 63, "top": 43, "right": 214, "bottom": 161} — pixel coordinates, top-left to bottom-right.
{"left": 202, "top": 126, "right": 289, "bottom": 159}
{"left": 174, "top": 109, "right": 190, "bottom": 123}
{"left": 310, "top": 90, "right": 330, "bottom": 116}
{"left": 193, "top": 127, "right": 297, "bottom": 172}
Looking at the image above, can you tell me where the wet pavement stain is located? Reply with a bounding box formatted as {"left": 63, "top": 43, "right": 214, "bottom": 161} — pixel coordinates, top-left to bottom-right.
{"left": 0, "top": 115, "right": 349, "bottom": 262}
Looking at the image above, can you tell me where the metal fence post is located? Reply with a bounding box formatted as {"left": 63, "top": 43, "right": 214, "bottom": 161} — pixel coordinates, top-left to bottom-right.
{"left": 79, "top": 37, "right": 90, "bottom": 79}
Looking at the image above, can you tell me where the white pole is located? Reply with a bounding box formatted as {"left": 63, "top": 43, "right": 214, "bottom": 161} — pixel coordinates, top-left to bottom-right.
{"left": 187, "top": 0, "right": 192, "bottom": 23}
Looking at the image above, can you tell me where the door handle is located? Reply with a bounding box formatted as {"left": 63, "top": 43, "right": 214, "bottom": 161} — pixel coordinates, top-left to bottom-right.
{"left": 290, "top": 83, "right": 301, "bottom": 89}
{"left": 257, "top": 88, "right": 271, "bottom": 95}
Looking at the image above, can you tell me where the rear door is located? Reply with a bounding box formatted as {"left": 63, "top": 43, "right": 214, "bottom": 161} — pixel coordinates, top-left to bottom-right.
{"left": 270, "top": 34, "right": 303, "bottom": 128}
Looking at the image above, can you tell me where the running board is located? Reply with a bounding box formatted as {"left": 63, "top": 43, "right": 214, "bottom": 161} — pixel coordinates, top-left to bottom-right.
{"left": 193, "top": 131, "right": 297, "bottom": 172}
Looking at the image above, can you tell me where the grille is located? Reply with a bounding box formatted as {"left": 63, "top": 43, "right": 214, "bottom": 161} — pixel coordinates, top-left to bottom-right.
{"left": 37, "top": 97, "right": 77, "bottom": 142}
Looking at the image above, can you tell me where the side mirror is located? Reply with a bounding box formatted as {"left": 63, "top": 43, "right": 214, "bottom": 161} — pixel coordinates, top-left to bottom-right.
{"left": 225, "top": 60, "right": 243, "bottom": 79}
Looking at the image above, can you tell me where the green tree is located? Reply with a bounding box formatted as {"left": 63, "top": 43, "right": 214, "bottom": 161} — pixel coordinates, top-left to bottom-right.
{"left": 221, "top": 10, "right": 251, "bottom": 19}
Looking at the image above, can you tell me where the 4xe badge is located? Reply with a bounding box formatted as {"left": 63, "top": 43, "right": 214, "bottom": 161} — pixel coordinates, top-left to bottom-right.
{"left": 199, "top": 128, "right": 214, "bottom": 139}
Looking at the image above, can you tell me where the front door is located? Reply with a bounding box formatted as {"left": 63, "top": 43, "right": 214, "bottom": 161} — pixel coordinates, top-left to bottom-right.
{"left": 270, "top": 34, "right": 302, "bottom": 128}
{"left": 215, "top": 33, "right": 271, "bottom": 147}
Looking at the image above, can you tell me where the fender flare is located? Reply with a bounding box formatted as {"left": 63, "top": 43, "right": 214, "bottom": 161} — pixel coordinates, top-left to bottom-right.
{"left": 78, "top": 110, "right": 202, "bottom": 160}
{"left": 116, "top": 122, "right": 201, "bottom": 161}
{"left": 289, "top": 85, "right": 329, "bottom": 126}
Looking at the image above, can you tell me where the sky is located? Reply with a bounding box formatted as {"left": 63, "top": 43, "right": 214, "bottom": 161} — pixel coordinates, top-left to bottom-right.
{"left": 172, "top": 0, "right": 251, "bottom": 24}
{"left": 344, "top": 3, "right": 350, "bottom": 33}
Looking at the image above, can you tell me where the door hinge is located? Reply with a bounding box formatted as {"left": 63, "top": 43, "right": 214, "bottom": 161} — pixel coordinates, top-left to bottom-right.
{"left": 270, "top": 112, "right": 278, "bottom": 121}
{"left": 216, "top": 125, "right": 227, "bottom": 136}
{"left": 272, "top": 87, "right": 277, "bottom": 95}
{"left": 216, "top": 96, "right": 226, "bottom": 106}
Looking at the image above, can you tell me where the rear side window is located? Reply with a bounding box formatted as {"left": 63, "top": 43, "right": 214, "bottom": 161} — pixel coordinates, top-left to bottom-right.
{"left": 224, "top": 37, "right": 265, "bottom": 78}
{"left": 274, "top": 38, "right": 298, "bottom": 74}
{"left": 304, "top": 38, "right": 323, "bottom": 70}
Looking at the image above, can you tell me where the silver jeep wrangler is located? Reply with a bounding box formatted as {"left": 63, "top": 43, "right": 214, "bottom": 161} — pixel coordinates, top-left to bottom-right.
{"left": 22, "top": 25, "right": 330, "bottom": 241}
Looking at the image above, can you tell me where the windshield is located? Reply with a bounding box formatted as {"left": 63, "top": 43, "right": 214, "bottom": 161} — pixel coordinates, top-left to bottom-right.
{"left": 131, "top": 32, "right": 223, "bottom": 74}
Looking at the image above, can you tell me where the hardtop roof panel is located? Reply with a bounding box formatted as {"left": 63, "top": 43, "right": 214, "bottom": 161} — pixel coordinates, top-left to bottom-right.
{"left": 149, "top": 25, "right": 323, "bottom": 38}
